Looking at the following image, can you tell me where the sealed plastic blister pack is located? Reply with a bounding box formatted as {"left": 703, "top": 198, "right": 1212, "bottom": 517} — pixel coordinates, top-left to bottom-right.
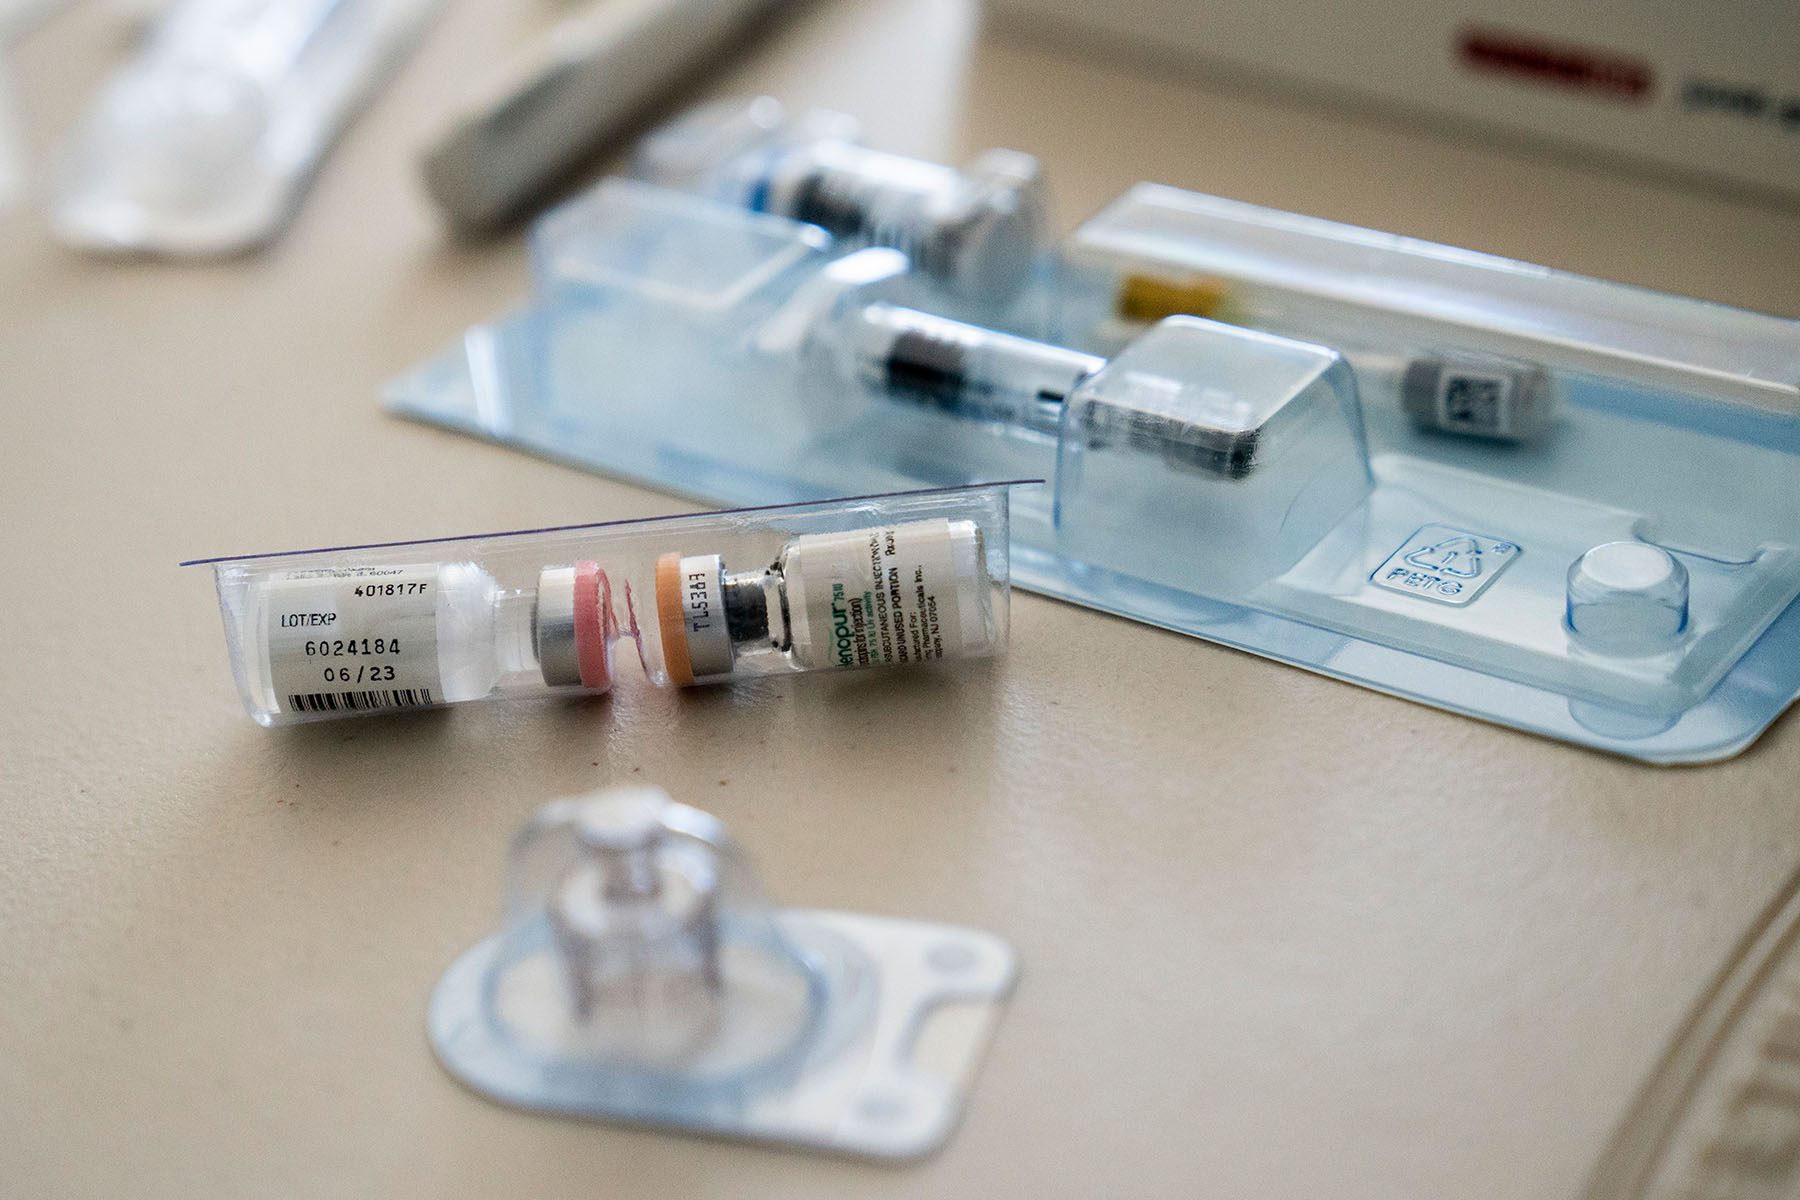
{"left": 386, "top": 177, "right": 1800, "bottom": 761}
{"left": 431, "top": 784, "right": 1017, "bottom": 1158}
{"left": 50, "top": 0, "right": 438, "bottom": 254}
{"left": 1050, "top": 187, "right": 1800, "bottom": 761}
{"left": 184, "top": 484, "right": 1013, "bottom": 724}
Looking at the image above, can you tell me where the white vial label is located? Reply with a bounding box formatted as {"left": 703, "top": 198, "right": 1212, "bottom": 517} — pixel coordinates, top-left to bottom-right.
{"left": 675, "top": 555, "right": 736, "bottom": 681}
{"left": 262, "top": 565, "right": 443, "bottom": 714}
{"left": 783, "top": 520, "right": 979, "bottom": 670}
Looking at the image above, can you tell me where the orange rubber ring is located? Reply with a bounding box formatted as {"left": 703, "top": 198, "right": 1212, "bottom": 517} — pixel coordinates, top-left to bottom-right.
{"left": 654, "top": 552, "right": 695, "bottom": 687}
{"left": 573, "top": 561, "right": 611, "bottom": 693}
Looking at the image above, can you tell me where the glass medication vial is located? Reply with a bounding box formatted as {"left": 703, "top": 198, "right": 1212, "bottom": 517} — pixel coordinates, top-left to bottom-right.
{"left": 654, "top": 518, "right": 992, "bottom": 684}
{"left": 631, "top": 96, "right": 1045, "bottom": 301}
{"left": 231, "top": 560, "right": 615, "bottom": 719}
{"left": 187, "top": 485, "right": 1014, "bottom": 725}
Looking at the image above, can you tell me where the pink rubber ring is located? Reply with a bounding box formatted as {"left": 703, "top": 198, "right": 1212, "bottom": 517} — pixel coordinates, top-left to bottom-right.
{"left": 573, "top": 561, "right": 612, "bottom": 692}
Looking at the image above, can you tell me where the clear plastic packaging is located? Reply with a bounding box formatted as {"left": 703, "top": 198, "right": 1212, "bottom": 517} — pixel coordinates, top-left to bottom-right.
{"left": 1048, "top": 185, "right": 1800, "bottom": 759}
{"left": 804, "top": 299, "right": 1370, "bottom": 595}
{"left": 49, "top": 0, "right": 438, "bottom": 255}
{"left": 430, "top": 783, "right": 1017, "bottom": 1158}
{"left": 184, "top": 484, "right": 1013, "bottom": 725}
{"left": 632, "top": 96, "right": 1045, "bottom": 301}
{"left": 386, "top": 178, "right": 1800, "bottom": 762}
{"left": 419, "top": 0, "right": 791, "bottom": 233}
{"left": 1060, "top": 184, "right": 1799, "bottom": 419}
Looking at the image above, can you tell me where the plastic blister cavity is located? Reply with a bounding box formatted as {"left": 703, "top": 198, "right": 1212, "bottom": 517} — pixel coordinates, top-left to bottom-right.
{"left": 632, "top": 96, "right": 1045, "bottom": 302}
{"left": 1052, "top": 317, "right": 1368, "bottom": 595}
{"left": 182, "top": 484, "right": 1013, "bottom": 724}
{"left": 385, "top": 178, "right": 1800, "bottom": 761}
{"left": 49, "top": 0, "right": 438, "bottom": 255}
{"left": 430, "top": 785, "right": 1017, "bottom": 1159}
{"left": 1566, "top": 542, "right": 1690, "bottom": 657}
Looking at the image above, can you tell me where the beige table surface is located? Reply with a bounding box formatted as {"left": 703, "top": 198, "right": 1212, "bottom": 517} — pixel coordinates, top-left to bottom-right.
{"left": 3, "top": 2, "right": 1798, "bottom": 1197}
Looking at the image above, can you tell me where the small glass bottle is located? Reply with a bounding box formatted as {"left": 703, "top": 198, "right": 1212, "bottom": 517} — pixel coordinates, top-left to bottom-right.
{"left": 647, "top": 516, "right": 993, "bottom": 685}
{"left": 192, "top": 486, "right": 1013, "bottom": 725}
{"left": 226, "top": 560, "right": 615, "bottom": 720}
{"left": 631, "top": 96, "right": 1045, "bottom": 301}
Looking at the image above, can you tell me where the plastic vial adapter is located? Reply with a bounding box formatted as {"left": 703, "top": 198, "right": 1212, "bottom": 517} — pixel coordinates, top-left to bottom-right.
{"left": 632, "top": 96, "right": 1045, "bottom": 301}
{"left": 49, "top": 0, "right": 438, "bottom": 255}
{"left": 184, "top": 484, "right": 1014, "bottom": 725}
{"left": 430, "top": 784, "right": 1017, "bottom": 1158}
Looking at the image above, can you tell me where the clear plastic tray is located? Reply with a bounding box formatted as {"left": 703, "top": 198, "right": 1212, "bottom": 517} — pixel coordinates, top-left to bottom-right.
{"left": 386, "top": 178, "right": 1800, "bottom": 762}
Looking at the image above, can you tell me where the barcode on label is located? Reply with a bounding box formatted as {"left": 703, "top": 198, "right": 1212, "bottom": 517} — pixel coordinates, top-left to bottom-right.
{"left": 286, "top": 688, "right": 436, "bottom": 713}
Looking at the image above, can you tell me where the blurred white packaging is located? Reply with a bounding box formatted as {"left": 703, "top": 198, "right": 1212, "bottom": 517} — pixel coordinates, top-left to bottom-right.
{"left": 988, "top": 0, "right": 1800, "bottom": 202}
{"left": 49, "top": 0, "right": 440, "bottom": 255}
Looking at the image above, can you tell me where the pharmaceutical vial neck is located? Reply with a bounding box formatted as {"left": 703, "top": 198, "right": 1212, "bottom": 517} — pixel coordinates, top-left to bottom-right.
{"left": 720, "top": 568, "right": 774, "bottom": 648}
{"left": 494, "top": 588, "right": 540, "bottom": 677}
